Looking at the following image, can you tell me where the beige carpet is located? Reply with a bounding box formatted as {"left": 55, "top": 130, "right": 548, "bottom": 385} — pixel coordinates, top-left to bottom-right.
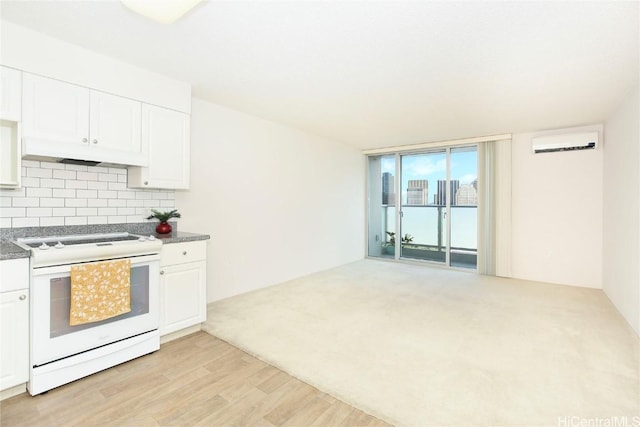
{"left": 203, "top": 259, "right": 640, "bottom": 426}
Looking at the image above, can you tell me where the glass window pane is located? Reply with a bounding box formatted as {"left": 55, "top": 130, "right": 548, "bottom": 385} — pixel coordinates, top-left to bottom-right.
{"left": 450, "top": 146, "right": 478, "bottom": 269}
{"left": 367, "top": 155, "right": 396, "bottom": 258}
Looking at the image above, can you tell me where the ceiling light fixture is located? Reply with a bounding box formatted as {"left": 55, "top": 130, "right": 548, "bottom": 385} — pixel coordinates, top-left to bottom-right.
{"left": 120, "top": 0, "right": 203, "bottom": 24}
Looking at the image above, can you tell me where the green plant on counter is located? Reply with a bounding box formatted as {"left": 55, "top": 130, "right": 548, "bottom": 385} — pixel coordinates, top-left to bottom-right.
{"left": 146, "top": 209, "right": 181, "bottom": 222}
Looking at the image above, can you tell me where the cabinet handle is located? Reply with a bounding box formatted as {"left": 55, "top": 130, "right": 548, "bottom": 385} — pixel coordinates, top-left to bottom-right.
{"left": 82, "top": 138, "right": 88, "bottom": 143}
{"left": 19, "top": 294, "right": 26, "bottom": 300}
{"left": 160, "top": 270, "right": 164, "bottom": 275}
{"left": 92, "top": 139, "right": 98, "bottom": 144}
{"left": 144, "top": 181, "right": 148, "bottom": 186}
{"left": 183, "top": 251, "right": 187, "bottom": 255}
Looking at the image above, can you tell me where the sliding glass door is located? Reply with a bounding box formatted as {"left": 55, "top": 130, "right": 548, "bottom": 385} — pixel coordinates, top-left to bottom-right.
{"left": 367, "top": 146, "right": 478, "bottom": 269}
{"left": 400, "top": 151, "right": 447, "bottom": 262}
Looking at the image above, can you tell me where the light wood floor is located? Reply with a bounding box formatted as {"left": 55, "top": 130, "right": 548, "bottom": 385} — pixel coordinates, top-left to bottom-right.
{"left": 0, "top": 332, "right": 391, "bottom": 427}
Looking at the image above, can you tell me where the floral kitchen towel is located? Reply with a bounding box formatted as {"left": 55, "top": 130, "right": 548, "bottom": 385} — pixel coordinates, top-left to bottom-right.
{"left": 69, "top": 259, "right": 132, "bottom": 326}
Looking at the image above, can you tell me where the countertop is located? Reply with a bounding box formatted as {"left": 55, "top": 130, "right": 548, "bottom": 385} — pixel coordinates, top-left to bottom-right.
{"left": 0, "top": 241, "right": 30, "bottom": 261}
{"left": 0, "top": 230, "right": 210, "bottom": 262}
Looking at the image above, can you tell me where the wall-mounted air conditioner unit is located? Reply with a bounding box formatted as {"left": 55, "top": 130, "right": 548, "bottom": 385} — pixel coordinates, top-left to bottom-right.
{"left": 532, "top": 131, "right": 598, "bottom": 154}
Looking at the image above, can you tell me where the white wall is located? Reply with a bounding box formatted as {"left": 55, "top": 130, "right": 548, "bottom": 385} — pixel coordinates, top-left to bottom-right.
{"left": 176, "top": 98, "right": 365, "bottom": 302}
{"left": 603, "top": 87, "right": 639, "bottom": 335}
{"left": 511, "top": 124, "right": 603, "bottom": 288}
{"left": 0, "top": 21, "right": 191, "bottom": 113}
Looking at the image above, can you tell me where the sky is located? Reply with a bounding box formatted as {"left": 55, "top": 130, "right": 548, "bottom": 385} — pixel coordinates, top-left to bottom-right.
{"left": 381, "top": 147, "right": 477, "bottom": 205}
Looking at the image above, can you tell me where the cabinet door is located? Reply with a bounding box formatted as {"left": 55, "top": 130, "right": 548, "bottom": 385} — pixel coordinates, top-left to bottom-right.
{"left": 159, "top": 261, "right": 206, "bottom": 336}
{"left": 128, "top": 105, "right": 190, "bottom": 189}
{"left": 89, "top": 90, "right": 144, "bottom": 165}
{"left": 0, "top": 66, "right": 22, "bottom": 121}
{"left": 22, "top": 74, "right": 90, "bottom": 150}
{"left": 0, "top": 289, "right": 29, "bottom": 391}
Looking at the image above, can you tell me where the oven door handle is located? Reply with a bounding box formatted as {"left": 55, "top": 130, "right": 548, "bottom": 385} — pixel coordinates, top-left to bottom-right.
{"left": 31, "top": 253, "right": 160, "bottom": 276}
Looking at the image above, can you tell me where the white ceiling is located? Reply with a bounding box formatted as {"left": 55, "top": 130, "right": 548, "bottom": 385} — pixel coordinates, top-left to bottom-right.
{"left": 1, "top": 1, "right": 638, "bottom": 149}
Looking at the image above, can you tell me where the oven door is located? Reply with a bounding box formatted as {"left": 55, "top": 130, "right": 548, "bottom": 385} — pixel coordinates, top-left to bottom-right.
{"left": 31, "top": 254, "right": 159, "bottom": 366}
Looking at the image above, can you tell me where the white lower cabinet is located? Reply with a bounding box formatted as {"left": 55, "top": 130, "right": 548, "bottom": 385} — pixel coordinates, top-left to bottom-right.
{"left": 159, "top": 241, "right": 206, "bottom": 336}
{"left": 0, "top": 258, "right": 29, "bottom": 392}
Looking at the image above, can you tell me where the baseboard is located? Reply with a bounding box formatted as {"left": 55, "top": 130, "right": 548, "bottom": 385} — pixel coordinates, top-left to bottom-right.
{"left": 1, "top": 383, "right": 27, "bottom": 401}
{"left": 160, "top": 324, "right": 202, "bottom": 344}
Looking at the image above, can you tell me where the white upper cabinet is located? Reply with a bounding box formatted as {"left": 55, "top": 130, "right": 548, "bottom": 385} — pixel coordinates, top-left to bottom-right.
{"left": 0, "top": 66, "right": 22, "bottom": 188}
{"left": 0, "top": 66, "right": 22, "bottom": 121}
{"left": 22, "top": 73, "right": 145, "bottom": 166}
{"left": 89, "top": 90, "right": 143, "bottom": 163}
{"left": 128, "top": 104, "right": 190, "bottom": 190}
{"left": 22, "top": 73, "right": 90, "bottom": 149}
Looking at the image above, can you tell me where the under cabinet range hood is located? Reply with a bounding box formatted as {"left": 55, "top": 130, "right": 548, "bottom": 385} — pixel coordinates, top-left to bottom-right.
{"left": 21, "top": 73, "right": 148, "bottom": 167}
{"left": 58, "top": 158, "right": 101, "bottom": 166}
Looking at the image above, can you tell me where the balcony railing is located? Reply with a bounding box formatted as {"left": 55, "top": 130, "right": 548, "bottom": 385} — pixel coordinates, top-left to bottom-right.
{"left": 379, "top": 204, "right": 477, "bottom": 269}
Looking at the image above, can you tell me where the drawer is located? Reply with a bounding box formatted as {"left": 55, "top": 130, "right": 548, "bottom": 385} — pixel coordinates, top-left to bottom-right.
{"left": 160, "top": 241, "right": 206, "bottom": 266}
{"left": 0, "top": 258, "right": 29, "bottom": 293}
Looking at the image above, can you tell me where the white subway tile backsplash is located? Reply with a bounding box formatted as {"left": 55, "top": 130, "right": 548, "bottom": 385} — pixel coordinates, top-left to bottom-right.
{"left": 26, "top": 168, "right": 52, "bottom": 178}
{"left": 117, "top": 207, "right": 135, "bottom": 216}
{"left": 126, "top": 199, "right": 144, "bottom": 207}
{"left": 98, "top": 173, "right": 117, "bottom": 182}
{"left": 13, "top": 197, "right": 40, "bottom": 207}
{"left": 108, "top": 199, "right": 126, "bottom": 208}
{"left": 22, "top": 160, "right": 41, "bottom": 168}
{"left": 98, "top": 207, "right": 117, "bottom": 216}
{"left": 40, "top": 198, "right": 65, "bottom": 207}
{"left": 13, "top": 217, "right": 40, "bottom": 227}
{"left": 52, "top": 207, "right": 76, "bottom": 216}
{"left": 40, "top": 178, "right": 65, "bottom": 188}
{"left": 87, "top": 199, "right": 108, "bottom": 207}
{"left": 117, "top": 191, "right": 135, "bottom": 200}
{"left": 52, "top": 188, "right": 76, "bottom": 198}
{"left": 2, "top": 207, "right": 26, "bottom": 217}
{"left": 76, "top": 189, "right": 98, "bottom": 199}
{"left": 53, "top": 170, "right": 76, "bottom": 180}
{"left": 27, "top": 207, "right": 52, "bottom": 217}
{"left": 39, "top": 162, "right": 65, "bottom": 170}
{"left": 87, "top": 216, "right": 107, "bottom": 225}
{"left": 40, "top": 217, "right": 65, "bottom": 226}
{"left": 2, "top": 161, "right": 176, "bottom": 227}
{"left": 65, "top": 216, "right": 88, "bottom": 226}
{"left": 65, "top": 198, "right": 87, "bottom": 207}
{"left": 76, "top": 171, "right": 98, "bottom": 181}
{"left": 0, "top": 188, "right": 25, "bottom": 197}
{"left": 109, "top": 167, "right": 127, "bottom": 175}
{"left": 108, "top": 182, "right": 126, "bottom": 191}
{"left": 87, "top": 181, "right": 109, "bottom": 190}
{"left": 26, "top": 188, "right": 52, "bottom": 198}
{"left": 21, "top": 177, "right": 41, "bottom": 188}
{"left": 76, "top": 207, "right": 98, "bottom": 216}
{"left": 11, "top": 217, "right": 40, "bottom": 227}
{"left": 65, "top": 164, "right": 88, "bottom": 172}
{"left": 98, "top": 190, "right": 117, "bottom": 199}
{"left": 65, "top": 180, "right": 88, "bottom": 189}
